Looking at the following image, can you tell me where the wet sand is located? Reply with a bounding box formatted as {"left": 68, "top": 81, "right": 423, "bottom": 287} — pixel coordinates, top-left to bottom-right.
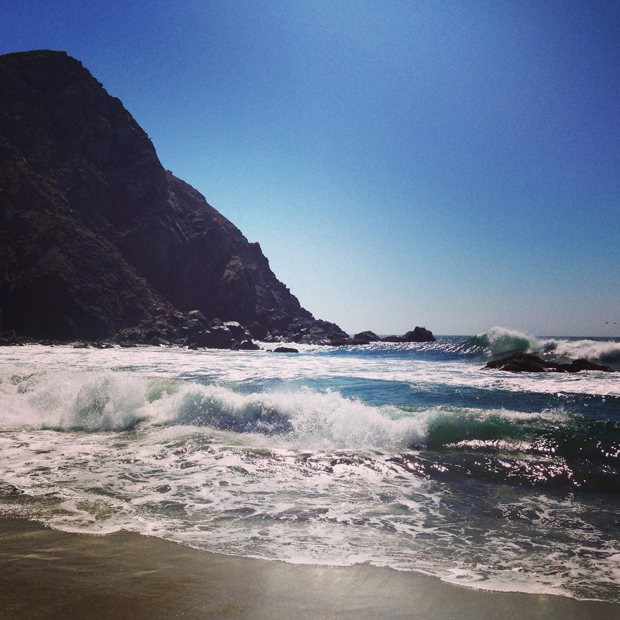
{"left": 0, "top": 518, "right": 618, "bottom": 620}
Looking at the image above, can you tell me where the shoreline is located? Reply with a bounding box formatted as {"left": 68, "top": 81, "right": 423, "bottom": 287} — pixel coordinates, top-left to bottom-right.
{"left": 1, "top": 518, "right": 618, "bottom": 620}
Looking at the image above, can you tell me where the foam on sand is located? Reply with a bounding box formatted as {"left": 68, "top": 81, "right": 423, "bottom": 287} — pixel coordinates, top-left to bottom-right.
{"left": 1, "top": 518, "right": 618, "bottom": 620}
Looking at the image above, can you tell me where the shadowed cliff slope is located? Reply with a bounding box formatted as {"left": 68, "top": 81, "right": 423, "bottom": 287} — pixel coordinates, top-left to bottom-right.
{"left": 0, "top": 50, "right": 339, "bottom": 341}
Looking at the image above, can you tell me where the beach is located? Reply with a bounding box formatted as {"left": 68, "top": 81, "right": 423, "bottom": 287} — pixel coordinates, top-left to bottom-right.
{"left": 1, "top": 337, "right": 619, "bottom": 614}
{"left": 2, "top": 518, "right": 619, "bottom": 620}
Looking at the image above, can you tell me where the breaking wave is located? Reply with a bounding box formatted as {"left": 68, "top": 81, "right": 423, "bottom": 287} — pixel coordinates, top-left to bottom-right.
{"left": 467, "top": 326, "right": 620, "bottom": 364}
{"left": 1, "top": 369, "right": 618, "bottom": 472}
{"left": 0, "top": 370, "right": 426, "bottom": 449}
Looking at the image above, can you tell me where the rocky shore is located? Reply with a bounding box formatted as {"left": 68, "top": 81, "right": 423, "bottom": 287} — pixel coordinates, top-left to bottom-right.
{"left": 0, "top": 318, "right": 437, "bottom": 350}
{"left": 0, "top": 50, "right": 438, "bottom": 351}
{"left": 485, "top": 352, "right": 615, "bottom": 373}
{"left": 0, "top": 50, "right": 351, "bottom": 345}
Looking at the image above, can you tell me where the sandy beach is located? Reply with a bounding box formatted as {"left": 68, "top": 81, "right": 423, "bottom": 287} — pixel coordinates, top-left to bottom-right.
{"left": 0, "top": 518, "right": 618, "bottom": 620}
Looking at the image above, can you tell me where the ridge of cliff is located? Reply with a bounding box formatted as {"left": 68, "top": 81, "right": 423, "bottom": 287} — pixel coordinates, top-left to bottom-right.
{"left": 0, "top": 49, "right": 345, "bottom": 344}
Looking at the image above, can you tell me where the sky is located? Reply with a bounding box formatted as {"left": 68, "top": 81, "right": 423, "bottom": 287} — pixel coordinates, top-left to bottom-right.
{"left": 1, "top": 1, "right": 619, "bottom": 336}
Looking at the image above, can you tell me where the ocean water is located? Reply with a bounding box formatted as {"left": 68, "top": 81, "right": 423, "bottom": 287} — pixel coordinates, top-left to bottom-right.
{"left": 1, "top": 326, "right": 619, "bottom": 601}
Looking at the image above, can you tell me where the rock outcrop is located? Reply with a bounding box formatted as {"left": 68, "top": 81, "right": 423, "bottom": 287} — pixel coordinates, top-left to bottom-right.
{"left": 382, "top": 327, "right": 435, "bottom": 343}
{"left": 273, "top": 347, "right": 299, "bottom": 353}
{"left": 353, "top": 331, "right": 380, "bottom": 342}
{"left": 484, "top": 353, "right": 614, "bottom": 373}
{"left": 0, "top": 50, "right": 348, "bottom": 345}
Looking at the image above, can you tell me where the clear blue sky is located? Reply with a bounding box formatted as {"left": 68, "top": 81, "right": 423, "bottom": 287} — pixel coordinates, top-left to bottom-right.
{"left": 2, "top": 1, "right": 619, "bottom": 336}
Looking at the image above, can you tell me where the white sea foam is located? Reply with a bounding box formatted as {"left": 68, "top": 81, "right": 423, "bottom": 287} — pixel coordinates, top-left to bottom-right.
{"left": 0, "top": 418, "right": 617, "bottom": 602}
{"left": 541, "top": 338, "right": 620, "bottom": 363}
{"left": 0, "top": 369, "right": 151, "bottom": 431}
{"left": 470, "top": 326, "right": 620, "bottom": 363}
{"left": 1, "top": 344, "right": 617, "bottom": 445}
{"left": 1, "top": 343, "right": 618, "bottom": 602}
{"left": 0, "top": 368, "right": 429, "bottom": 450}
{"left": 0, "top": 362, "right": 583, "bottom": 452}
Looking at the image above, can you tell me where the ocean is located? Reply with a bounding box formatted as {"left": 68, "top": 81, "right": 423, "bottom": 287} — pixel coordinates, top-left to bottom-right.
{"left": 1, "top": 326, "right": 619, "bottom": 602}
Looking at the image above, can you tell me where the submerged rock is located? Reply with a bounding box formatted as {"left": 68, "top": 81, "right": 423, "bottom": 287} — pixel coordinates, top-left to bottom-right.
{"left": 485, "top": 353, "right": 615, "bottom": 373}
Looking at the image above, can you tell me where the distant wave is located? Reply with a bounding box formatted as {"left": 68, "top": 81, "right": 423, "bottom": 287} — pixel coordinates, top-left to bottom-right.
{"left": 466, "top": 326, "right": 535, "bottom": 355}
{"left": 466, "top": 326, "right": 620, "bottom": 363}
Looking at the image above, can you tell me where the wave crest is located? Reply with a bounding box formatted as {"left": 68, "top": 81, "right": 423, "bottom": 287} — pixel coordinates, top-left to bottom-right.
{"left": 467, "top": 327, "right": 620, "bottom": 363}
{"left": 1, "top": 368, "right": 616, "bottom": 458}
{"left": 0, "top": 370, "right": 425, "bottom": 449}
{"left": 466, "top": 326, "right": 539, "bottom": 355}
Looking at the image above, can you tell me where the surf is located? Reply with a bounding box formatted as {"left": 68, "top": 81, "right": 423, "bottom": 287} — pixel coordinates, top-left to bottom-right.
{"left": 466, "top": 326, "right": 620, "bottom": 364}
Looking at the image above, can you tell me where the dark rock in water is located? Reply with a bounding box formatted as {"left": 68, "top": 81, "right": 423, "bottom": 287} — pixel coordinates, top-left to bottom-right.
{"left": 485, "top": 353, "right": 615, "bottom": 373}
{"left": 0, "top": 330, "right": 19, "bottom": 346}
{"left": 236, "top": 339, "right": 260, "bottom": 351}
{"left": 187, "top": 330, "right": 213, "bottom": 349}
{"left": 382, "top": 327, "right": 435, "bottom": 343}
{"left": 562, "top": 359, "right": 615, "bottom": 373}
{"left": 328, "top": 338, "right": 371, "bottom": 346}
{"left": 485, "top": 353, "right": 552, "bottom": 373}
{"left": 209, "top": 325, "right": 235, "bottom": 350}
{"left": 0, "top": 50, "right": 346, "bottom": 343}
{"left": 402, "top": 327, "right": 435, "bottom": 342}
{"left": 382, "top": 335, "right": 406, "bottom": 343}
{"left": 147, "top": 336, "right": 169, "bottom": 347}
{"left": 274, "top": 317, "right": 349, "bottom": 346}
{"left": 111, "top": 310, "right": 266, "bottom": 350}
{"left": 273, "top": 347, "right": 299, "bottom": 353}
{"left": 353, "top": 331, "right": 380, "bottom": 342}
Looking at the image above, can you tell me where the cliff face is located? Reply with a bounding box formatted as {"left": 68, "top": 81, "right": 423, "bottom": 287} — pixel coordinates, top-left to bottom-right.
{"left": 0, "top": 50, "right": 329, "bottom": 341}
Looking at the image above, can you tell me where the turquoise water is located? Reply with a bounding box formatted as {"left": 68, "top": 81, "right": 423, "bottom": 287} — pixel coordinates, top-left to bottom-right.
{"left": 0, "top": 327, "right": 619, "bottom": 600}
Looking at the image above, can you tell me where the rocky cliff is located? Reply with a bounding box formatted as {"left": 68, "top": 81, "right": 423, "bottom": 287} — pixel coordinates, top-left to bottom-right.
{"left": 0, "top": 50, "right": 347, "bottom": 344}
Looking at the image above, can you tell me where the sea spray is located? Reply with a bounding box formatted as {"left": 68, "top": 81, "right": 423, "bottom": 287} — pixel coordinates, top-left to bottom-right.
{"left": 543, "top": 338, "right": 620, "bottom": 363}
{"left": 467, "top": 326, "right": 620, "bottom": 363}
{"left": 467, "top": 326, "right": 537, "bottom": 355}
{"left": 0, "top": 370, "right": 151, "bottom": 431}
{"left": 1, "top": 369, "right": 426, "bottom": 449}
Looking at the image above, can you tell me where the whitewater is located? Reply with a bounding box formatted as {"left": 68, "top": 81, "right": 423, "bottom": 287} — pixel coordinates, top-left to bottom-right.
{"left": 1, "top": 327, "right": 619, "bottom": 602}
